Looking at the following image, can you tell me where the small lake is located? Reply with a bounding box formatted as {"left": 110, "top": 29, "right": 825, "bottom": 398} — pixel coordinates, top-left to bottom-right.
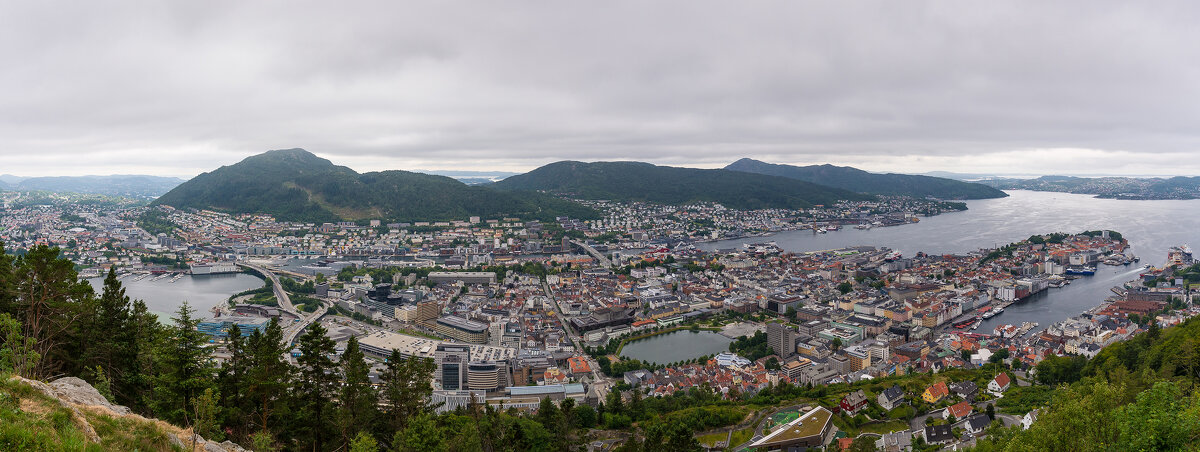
{"left": 86, "top": 273, "right": 264, "bottom": 319}
{"left": 619, "top": 330, "right": 733, "bottom": 365}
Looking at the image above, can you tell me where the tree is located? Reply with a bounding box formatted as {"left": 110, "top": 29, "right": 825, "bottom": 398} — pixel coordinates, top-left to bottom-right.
{"left": 831, "top": 337, "right": 843, "bottom": 351}
{"left": 380, "top": 350, "right": 436, "bottom": 435}
{"left": 986, "top": 403, "right": 996, "bottom": 420}
{"left": 244, "top": 319, "right": 291, "bottom": 439}
{"left": 151, "top": 301, "right": 216, "bottom": 426}
{"left": 339, "top": 336, "right": 379, "bottom": 446}
{"left": 837, "top": 282, "right": 854, "bottom": 294}
{"left": 8, "top": 245, "right": 95, "bottom": 378}
{"left": 0, "top": 313, "right": 39, "bottom": 377}
{"left": 392, "top": 413, "right": 446, "bottom": 452}
{"left": 349, "top": 431, "right": 379, "bottom": 452}
{"left": 573, "top": 404, "right": 597, "bottom": 429}
{"left": 961, "top": 350, "right": 972, "bottom": 362}
{"left": 294, "top": 322, "right": 339, "bottom": 450}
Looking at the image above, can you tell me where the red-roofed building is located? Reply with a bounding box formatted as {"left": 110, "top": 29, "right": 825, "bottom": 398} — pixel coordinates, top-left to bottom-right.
{"left": 944, "top": 401, "right": 972, "bottom": 420}
{"left": 989, "top": 372, "right": 1011, "bottom": 394}
{"left": 567, "top": 356, "right": 591, "bottom": 374}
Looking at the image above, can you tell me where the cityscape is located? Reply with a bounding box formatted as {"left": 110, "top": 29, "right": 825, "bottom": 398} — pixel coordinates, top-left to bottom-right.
{"left": 3, "top": 3, "right": 1200, "bottom": 452}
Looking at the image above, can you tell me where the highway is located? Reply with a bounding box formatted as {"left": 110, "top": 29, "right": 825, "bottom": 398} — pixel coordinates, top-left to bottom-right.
{"left": 570, "top": 240, "right": 613, "bottom": 268}
{"left": 237, "top": 262, "right": 324, "bottom": 347}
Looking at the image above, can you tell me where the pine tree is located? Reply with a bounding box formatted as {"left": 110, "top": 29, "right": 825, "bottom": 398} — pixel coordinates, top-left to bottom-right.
{"left": 151, "top": 301, "right": 216, "bottom": 425}
{"left": 379, "top": 349, "right": 435, "bottom": 435}
{"left": 244, "top": 319, "right": 291, "bottom": 439}
{"left": 294, "top": 322, "right": 339, "bottom": 450}
{"left": 339, "top": 336, "right": 378, "bottom": 446}
{"left": 217, "top": 323, "right": 249, "bottom": 440}
{"left": 10, "top": 245, "right": 94, "bottom": 378}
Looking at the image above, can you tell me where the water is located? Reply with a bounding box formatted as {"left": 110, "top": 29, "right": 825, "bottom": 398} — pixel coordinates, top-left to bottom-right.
{"left": 699, "top": 190, "right": 1200, "bottom": 333}
{"left": 619, "top": 330, "right": 733, "bottom": 364}
{"left": 87, "top": 273, "right": 265, "bottom": 319}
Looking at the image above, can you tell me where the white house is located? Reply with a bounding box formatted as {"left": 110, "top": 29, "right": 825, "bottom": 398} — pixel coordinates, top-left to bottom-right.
{"left": 988, "top": 372, "right": 1011, "bottom": 395}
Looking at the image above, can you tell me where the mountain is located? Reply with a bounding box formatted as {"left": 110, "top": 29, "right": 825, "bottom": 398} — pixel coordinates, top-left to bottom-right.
{"left": 725, "top": 158, "right": 1008, "bottom": 199}
{"left": 491, "top": 160, "right": 870, "bottom": 210}
{"left": 13, "top": 175, "right": 185, "bottom": 198}
{"left": 978, "top": 175, "right": 1200, "bottom": 199}
{"left": 152, "top": 148, "right": 597, "bottom": 222}
{"left": 0, "top": 174, "right": 26, "bottom": 185}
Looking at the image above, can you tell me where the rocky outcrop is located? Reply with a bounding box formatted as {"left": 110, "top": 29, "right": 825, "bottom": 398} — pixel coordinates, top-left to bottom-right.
{"left": 8, "top": 375, "right": 249, "bottom": 452}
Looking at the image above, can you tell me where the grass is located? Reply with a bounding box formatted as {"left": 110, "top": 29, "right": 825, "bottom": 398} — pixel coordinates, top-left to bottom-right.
{"left": 729, "top": 428, "right": 753, "bottom": 448}
{"left": 0, "top": 373, "right": 182, "bottom": 451}
{"left": 696, "top": 431, "right": 728, "bottom": 447}
{"left": 857, "top": 420, "right": 910, "bottom": 435}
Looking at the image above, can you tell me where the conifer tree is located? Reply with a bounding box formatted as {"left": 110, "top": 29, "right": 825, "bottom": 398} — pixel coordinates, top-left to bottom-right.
{"left": 338, "top": 336, "right": 378, "bottom": 446}
{"left": 152, "top": 301, "right": 216, "bottom": 425}
{"left": 294, "top": 322, "right": 339, "bottom": 450}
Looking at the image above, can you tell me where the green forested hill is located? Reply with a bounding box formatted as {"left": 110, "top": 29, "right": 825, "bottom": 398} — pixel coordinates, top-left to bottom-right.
{"left": 152, "top": 149, "right": 597, "bottom": 222}
{"left": 492, "top": 160, "right": 870, "bottom": 209}
{"left": 725, "top": 158, "right": 1008, "bottom": 200}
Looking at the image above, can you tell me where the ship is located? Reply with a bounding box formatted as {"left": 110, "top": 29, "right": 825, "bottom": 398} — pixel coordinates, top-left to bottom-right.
{"left": 1065, "top": 266, "right": 1096, "bottom": 276}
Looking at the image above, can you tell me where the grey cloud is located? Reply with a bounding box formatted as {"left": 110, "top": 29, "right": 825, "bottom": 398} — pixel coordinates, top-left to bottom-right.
{"left": 1, "top": 1, "right": 1200, "bottom": 177}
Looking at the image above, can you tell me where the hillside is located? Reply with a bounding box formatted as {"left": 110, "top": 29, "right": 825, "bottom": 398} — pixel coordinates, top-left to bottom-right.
{"left": 979, "top": 175, "right": 1200, "bottom": 199}
{"left": 492, "top": 161, "right": 870, "bottom": 210}
{"left": 152, "top": 148, "right": 597, "bottom": 222}
{"left": 1, "top": 375, "right": 244, "bottom": 451}
{"left": 725, "top": 158, "right": 1008, "bottom": 199}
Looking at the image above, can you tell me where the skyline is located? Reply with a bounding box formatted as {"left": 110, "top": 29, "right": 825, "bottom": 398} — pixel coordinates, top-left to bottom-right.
{"left": 4, "top": 2, "right": 1200, "bottom": 178}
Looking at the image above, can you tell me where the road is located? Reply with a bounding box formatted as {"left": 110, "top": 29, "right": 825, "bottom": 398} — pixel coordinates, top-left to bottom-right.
{"left": 237, "top": 262, "right": 295, "bottom": 314}
{"left": 570, "top": 240, "right": 613, "bottom": 268}
{"left": 542, "top": 277, "right": 612, "bottom": 398}
{"left": 237, "top": 262, "right": 326, "bottom": 348}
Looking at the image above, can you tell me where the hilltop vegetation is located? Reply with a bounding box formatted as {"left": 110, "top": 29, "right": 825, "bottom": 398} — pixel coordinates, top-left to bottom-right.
{"left": 725, "top": 158, "right": 1008, "bottom": 200}
{"left": 492, "top": 160, "right": 870, "bottom": 210}
{"left": 153, "top": 149, "right": 598, "bottom": 222}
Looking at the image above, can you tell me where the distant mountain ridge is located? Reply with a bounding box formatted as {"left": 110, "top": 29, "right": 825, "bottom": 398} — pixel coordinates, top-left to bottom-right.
{"left": 979, "top": 175, "right": 1200, "bottom": 199}
{"left": 0, "top": 175, "right": 184, "bottom": 198}
{"left": 153, "top": 148, "right": 597, "bottom": 222}
{"left": 491, "top": 160, "right": 870, "bottom": 209}
{"left": 725, "top": 158, "right": 1008, "bottom": 200}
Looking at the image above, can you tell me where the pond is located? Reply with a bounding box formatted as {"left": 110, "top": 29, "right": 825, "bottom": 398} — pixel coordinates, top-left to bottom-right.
{"left": 619, "top": 330, "right": 733, "bottom": 365}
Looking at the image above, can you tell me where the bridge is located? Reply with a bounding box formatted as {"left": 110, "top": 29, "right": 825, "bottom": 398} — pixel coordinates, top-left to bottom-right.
{"left": 237, "top": 262, "right": 325, "bottom": 347}
{"left": 570, "top": 240, "right": 613, "bottom": 268}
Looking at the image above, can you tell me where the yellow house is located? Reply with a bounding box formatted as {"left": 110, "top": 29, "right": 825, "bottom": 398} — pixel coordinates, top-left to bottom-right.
{"left": 922, "top": 381, "right": 949, "bottom": 403}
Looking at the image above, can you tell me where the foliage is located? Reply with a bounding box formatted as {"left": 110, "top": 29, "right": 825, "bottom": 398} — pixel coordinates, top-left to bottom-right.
{"left": 725, "top": 158, "right": 1007, "bottom": 200}
{"left": 494, "top": 160, "right": 872, "bottom": 210}
{"left": 153, "top": 148, "right": 599, "bottom": 222}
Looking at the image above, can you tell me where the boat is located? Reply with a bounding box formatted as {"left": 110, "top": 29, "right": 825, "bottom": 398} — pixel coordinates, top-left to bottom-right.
{"left": 1065, "top": 266, "right": 1096, "bottom": 276}
{"left": 854, "top": 223, "right": 872, "bottom": 230}
{"left": 817, "top": 228, "right": 827, "bottom": 234}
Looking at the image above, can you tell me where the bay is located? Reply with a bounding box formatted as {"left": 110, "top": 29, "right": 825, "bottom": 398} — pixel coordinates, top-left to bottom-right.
{"left": 87, "top": 273, "right": 264, "bottom": 319}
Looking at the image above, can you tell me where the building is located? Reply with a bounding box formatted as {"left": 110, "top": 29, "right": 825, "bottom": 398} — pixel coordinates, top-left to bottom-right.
{"left": 950, "top": 381, "right": 979, "bottom": 402}
{"left": 963, "top": 414, "right": 991, "bottom": 435}
{"left": 428, "top": 271, "right": 497, "bottom": 285}
{"left": 748, "top": 406, "right": 834, "bottom": 450}
{"left": 466, "top": 361, "right": 509, "bottom": 392}
{"left": 840, "top": 389, "right": 868, "bottom": 415}
{"left": 430, "top": 389, "right": 485, "bottom": 414}
{"left": 435, "top": 315, "right": 489, "bottom": 344}
{"left": 191, "top": 261, "right": 239, "bottom": 275}
{"left": 922, "top": 382, "right": 949, "bottom": 403}
{"left": 875, "top": 430, "right": 913, "bottom": 452}
{"left": 196, "top": 317, "right": 269, "bottom": 338}
{"left": 767, "top": 322, "right": 798, "bottom": 357}
{"left": 988, "top": 372, "right": 1011, "bottom": 394}
{"left": 944, "top": 400, "right": 972, "bottom": 420}
{"left": 877, "top": 385, "right": 905, "bottom": 411}
{"left": 435, "top": 344, "right": 470, "bottom": 390}
{"left": 923, "top": 424, "right": 954, "bottom": 445}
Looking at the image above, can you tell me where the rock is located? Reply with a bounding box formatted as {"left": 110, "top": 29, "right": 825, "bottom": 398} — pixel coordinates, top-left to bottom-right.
{"left": 204, "top": 441, "right": 228, "bottom": 452}
{"left": 220, "top": 440, "right": 249, "bottom": 452}
{"left": 48, "top": 377, "right": 130, "bottom": 415}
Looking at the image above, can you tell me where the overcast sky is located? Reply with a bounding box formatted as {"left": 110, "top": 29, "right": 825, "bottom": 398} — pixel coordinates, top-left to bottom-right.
{"left": 2, "top": 1, "right": 1200, "bottom": 178}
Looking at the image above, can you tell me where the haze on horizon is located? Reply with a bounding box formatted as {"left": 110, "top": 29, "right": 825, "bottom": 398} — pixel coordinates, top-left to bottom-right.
{"left": 3, "top": 1, "right": 1200, "bottom": 179}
